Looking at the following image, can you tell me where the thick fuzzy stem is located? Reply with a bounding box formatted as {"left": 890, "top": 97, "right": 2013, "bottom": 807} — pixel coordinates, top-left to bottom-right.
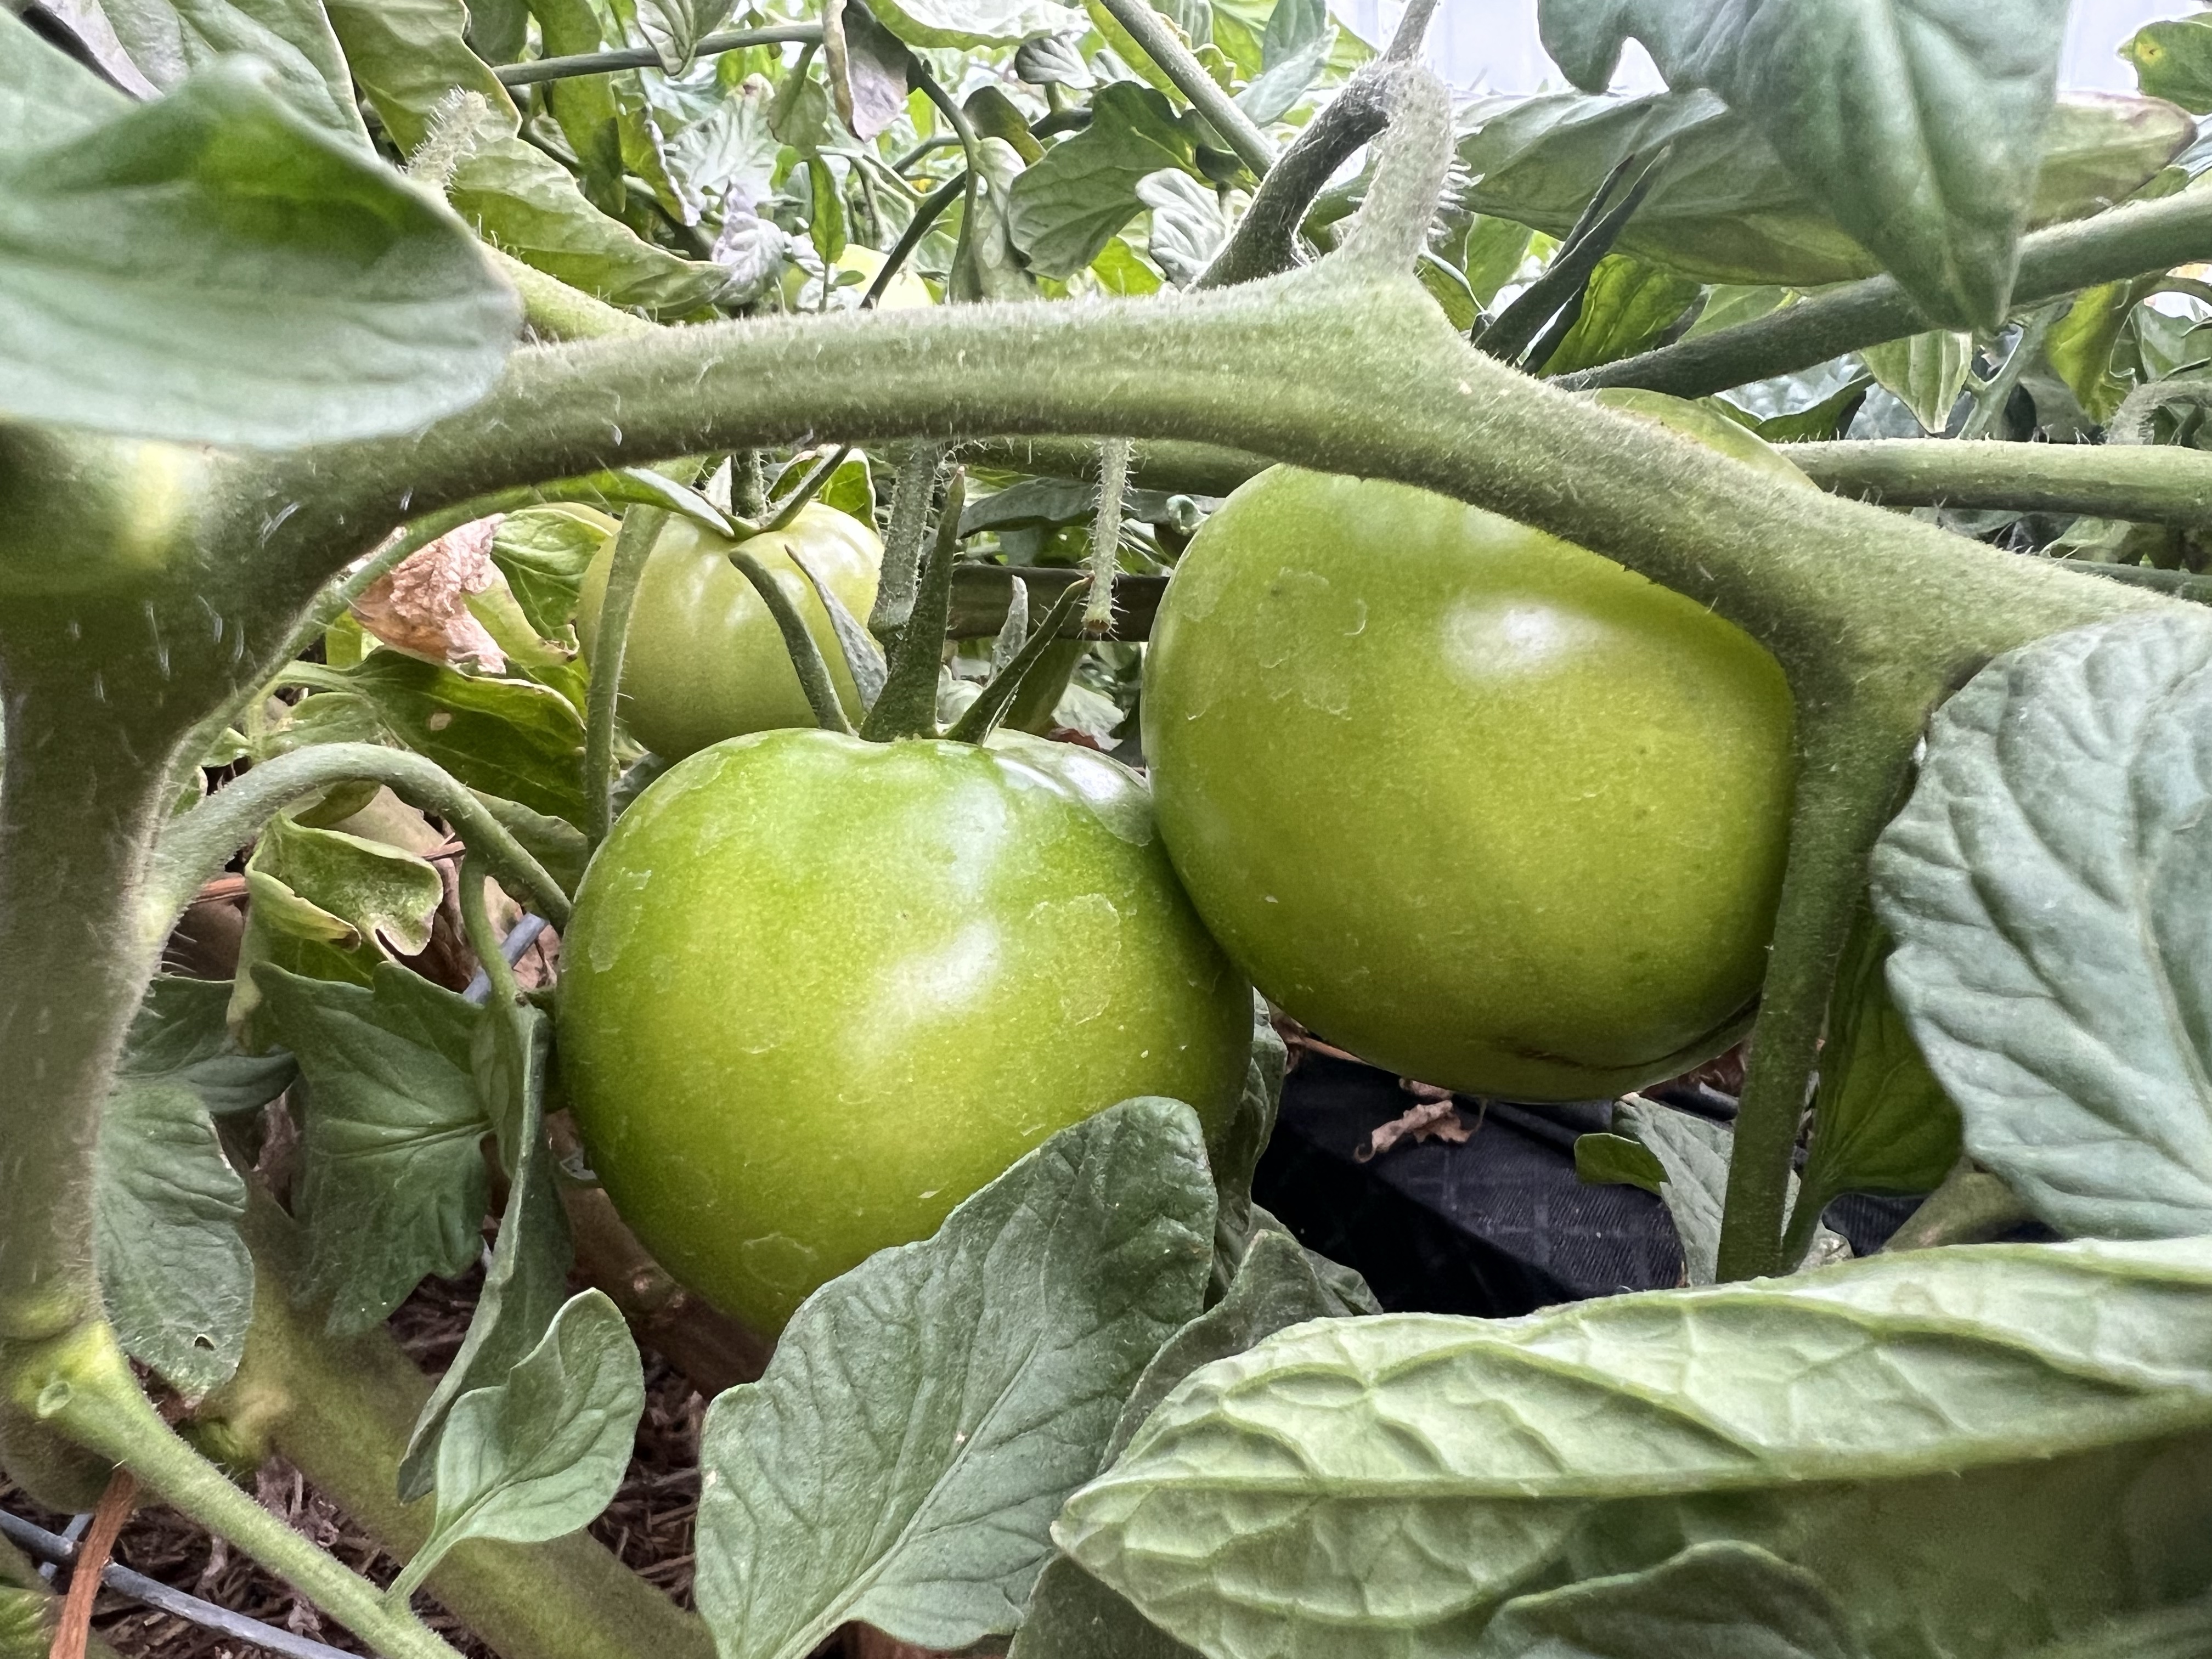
{"left": 1565, "top": 187, "right": 2212, "bottom": 398}
{"left": 1792, "top": 438, "right": 2212, "bottom": 527}
{"left": 1715, "top": 702, "right": 1920, "bottom": 1282}
{"left": 12, "top": 1325, "right": 457, "bottom": 1659}
{"left": 583, "top": 507, "right": 668, "bottom": 848}
{"left": 208, "top": 1200, "right": 716, "bottom": 1659}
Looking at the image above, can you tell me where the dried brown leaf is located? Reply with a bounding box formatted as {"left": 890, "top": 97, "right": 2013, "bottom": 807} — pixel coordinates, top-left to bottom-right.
{"left": 1355, "top": 1097, "right": 1471, "bottom": 1163}
{"left": 352, "top": 518, "right": 507, "bottom": 673}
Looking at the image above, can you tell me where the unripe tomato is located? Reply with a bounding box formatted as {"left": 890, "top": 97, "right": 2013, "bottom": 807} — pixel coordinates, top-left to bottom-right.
{"left": 556, "top": 727, "right": 1251, "bottom": 1332}
{"left": 1141, "top": 422, "right": 1801, "bottom": 1101}
{"left": 577, "top": 505, "right": 881, "bottom": 759}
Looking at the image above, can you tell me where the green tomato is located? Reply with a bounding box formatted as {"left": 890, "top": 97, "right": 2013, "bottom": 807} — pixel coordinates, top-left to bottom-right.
{"left": 577, "top": 505, "right": 881, "bottom": 760}
{"left": 1141, "top": 438, "right": 1802, "bottom": 1102}
{"left": 556, "top": 727, "right": 1252, "bottom": 1333}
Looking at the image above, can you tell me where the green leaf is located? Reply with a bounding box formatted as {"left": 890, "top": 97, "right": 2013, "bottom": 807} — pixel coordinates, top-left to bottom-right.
{"left": 1235, "top": 21, "right": 1329, "bottom": 125}
{"left": 0, "top": 1586, "right": 48, "bottom": 1659}
{"left": 344, "top": 652, "right": 590, "bottom": 826}
{"left": 2124, "top": 18, "right": 2212, "bottom": 114}
{"left": 118, "top": 974, "right": 298, "bottom": 1118}
{"left": 2022, "top": 1595, "right": 2212, "bottom": 1659}
{"left": 2045, "top": 277, "right": 2151, "bottom": 425}
{"left": 627, "top": 0, "right": 735, "bottom": 72}
{"left": 1469, "top": 1542, "right": 1868, "bottom": 1659}
{"left": 694, "top": 1097, "right": 1217, "bottom": 1659}
{"left": 955, "top": 136, "right": 1039, "bottom": 302}
{"left": 93, "top": 978, "right": 295, "bottom": 1395}
{"left": 1110, "top": 1227, "right": 1341, "bottom": 1466}
{"left": 867, "top": 0, "right": 1076, "bottom": 48}
{"left": 1860, "top": 330, "right": 1974, "bottom": 433}
{"left": 1256, "top": 0, "right": 1323, "bottom": 66}
{"left": 1013, "top": 1556, "right": 1201, "bottom": 1659}
{"left": 325, "top": 0, "right": 726, "bottom": 315}
{"left": 400, "top": 1291, "right": 642, "bottom": 1593}
{"left": 228, "top": 812, "right": 447, "bottom": 1042}
{"left": 0, "top": 12, "right": 128, "bottom": 148}
{"left": 1536, "top": 0, "right": 2071, "bottom": 329}
{"left": 1137, "top": 167, "right": 1225, "bottom": 287}
{"left": 1709, "top": 374, "right": 1872, "bottom": 444}
{"left": 1577, "top": 1098, "right": 1842, "bottom": 1283}
{"left": 399, "top": 1001, "right": 573, "bottom": 1502}
{"left": 94, "top": 0, "right": 373, "bottom": 144}
{"left": 0, "top": 36, "right": 520, "bottom": 447}
{"left": 806, "top": 155, "right": 847, "bottom": 266}
{"left": 1008, "top": 82, "right": 1199, "bottom": 280}
{"left": 1684, "top": 283, "right": 1791, "bottom": 340}
{"left": 1873, "top": 611, "right": 2212, "bottom": 1239}
{"left": 1460, "top": 214, "right": 1534, "bottom": 310}
{"left": 1800, "top": 921, "right": 1962, "bottom": 1209}
{"left": 253, "top": 962, "right": 491, "bottom": 1333}
{"left": 1460, "top": 89, "right": 2187, "bottom": 292}
{"left": 96, "top": 1080, "right": 253, "bottom": 1396}
{"left": 494, "top": 508, "right": 616, "bottom": 639}
{"left": 1059, "top": 1235, "right": 2212, "bottom": 1659}
{"left": 1536, "top": 252, "right": 1700, "bottom": 377}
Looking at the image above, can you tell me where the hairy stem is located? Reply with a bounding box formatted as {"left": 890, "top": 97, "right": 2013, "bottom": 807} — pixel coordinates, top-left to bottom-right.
{"left": 1883, "top": 1165, "right": 2038, "bottom": 1252}
{"left": 1087, "top": 438, "right": 1130, "bottom": 634}
{"left": 1566, "top": 187, "right": 2212, "bottom": 398}
{"left": 12, "top": 1325, "right": 457, "bottom": 1659}
{"left": 1716, "top": 704, "right": 1920, "bottom": 1282}
{"left": 582, "top": 506, "right": 667, "bottom": 848}
{"left": 207, "top": 1198, "right": 717, "bottom": 1659}
{"left": 730, "top": 548, "right": 856, "bottom": 733}
{"left": 1196, "top": 64, "right": 1395, "bottom": 289}
{"left": 494, "top": 21, "right": 820, "bottom": 86}
{"left": 1789, "top": 438, "right": 2212, "bottom": 527}
{"left": 150, "top": 743, "right": 572, "bottom": 929}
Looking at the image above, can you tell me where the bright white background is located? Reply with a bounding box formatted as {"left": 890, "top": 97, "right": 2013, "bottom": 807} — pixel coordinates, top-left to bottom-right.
{"left": 1336, "top": 0, "right": 2207, "bottom": 96}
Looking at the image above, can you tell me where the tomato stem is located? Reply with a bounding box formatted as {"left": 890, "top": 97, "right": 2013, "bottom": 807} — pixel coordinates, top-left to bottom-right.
{"left": 870, "top": 443, "right": 949, "bottom": 641}
{"left": 1089, "top": 0, "right": 1277, "bottom": 176}
{"left": 729, "top": 546, "right": 857, "bottom": 735}
{"left": 861, "top": 470, "right": 966, "bottom": 742}
{"left": 944, "top": 577, "right": 1090, "bottom": 744}
{"left": 11, "top": 1323, "right": 461, "bottom": 1659}
{"left": 1087, "top": 439, "right": 1130, "bottom": 636}
{"left": 1716, "top": 703, "right": 1920, "bottom": 1282}
{"left": 582, "top": 506, "right": 669, "bottom": 847}
{"left": 1564, "top": 186, "right": 2212, "bottom": 399}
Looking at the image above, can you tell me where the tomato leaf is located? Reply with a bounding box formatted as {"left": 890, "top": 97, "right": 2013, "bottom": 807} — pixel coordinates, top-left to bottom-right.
{"left": 92, "top": 979, "right": 294, "bottom": 1396}
{"left": 1462, "top": 89, "right": 2185, "bottom": 296}
{"left": 1013, "top": 1557, "right": 1201, "bottom": 1659}
{"left": 1860, "top": 330, "right": 1974, "bottom": 435}
{"left": 1008, "top": 82, "right": 1199, "bottom": 281}
{"left": 2124, "top": 16, "right": 2212, "bottom": 114}
{"left": 1799, "top": 922, "right": 1961, "bottom": 1211}
{"left": 253, "top": 962, "right": 492, "bottom": 1334}
{"left": 1535, "top": 252, "right": 1700, "bottom": 378}
{"left": 342, "top": 653, "right": 590, "bottom": 827}
{"left": 399, "top": 1001, "right": 573, "bottom": 1502}
{"left": 1059, "top": 1236, "right": 2212, "bottom": 1659}
{"left": 400, "top": 1291, "right": 643, "bottom": 1593}
{"left": 324, "top": 0, "right": 726, "bottom": 316}
{"left": 1137, "top": 168, "right": 1227, "bottom": 288}
{"left": 865, "top": 0, "right": 1077, "bottom": 48}
{"left": 693, "top": 1097, "right": 1217, "bottom": 1659}
{"left": 92, "top": 0, "right": 373, "bottom": 144}
{"left": 0, "top": 30, "right": 519, "bottom": 446}
{"left": 1873, "top": 611, "right": 2212, "bottom": 1240}
{"left": 1536, "top": 0, "right": 2071, "bottom": 330}
{"left": 1469, "top": 1542, "right": 1868, "bottom": 1659}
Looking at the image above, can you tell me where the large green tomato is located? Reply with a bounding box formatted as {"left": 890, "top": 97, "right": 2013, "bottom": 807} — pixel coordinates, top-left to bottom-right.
{"left": 1141, "top": 420, "right": 1802, "bottom": 1102}
{"left": 556, "top": 728, "right": 1252, "bottom": 1333}
{"left": 577, "top": 504, "right": 881, "bottom": 759}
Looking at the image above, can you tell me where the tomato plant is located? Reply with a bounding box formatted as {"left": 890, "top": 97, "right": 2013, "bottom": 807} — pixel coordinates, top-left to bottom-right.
{"left": 10, "top": 1, "right": 2212, "bottom": 1657}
